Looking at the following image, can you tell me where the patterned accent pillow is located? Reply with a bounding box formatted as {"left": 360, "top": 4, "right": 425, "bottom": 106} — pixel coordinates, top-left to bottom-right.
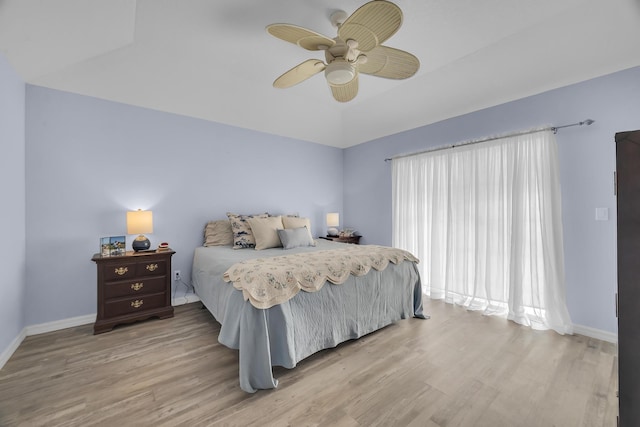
{"left": 203, "top": 219, "right": 233, "bottom": 247}
{"left": 227, "top": 212, "right": 269, "bottom": 249}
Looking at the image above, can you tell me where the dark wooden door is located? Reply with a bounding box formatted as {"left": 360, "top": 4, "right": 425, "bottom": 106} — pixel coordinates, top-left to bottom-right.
{"left": 616, "top": 130, "right": 640, "bottom": 427}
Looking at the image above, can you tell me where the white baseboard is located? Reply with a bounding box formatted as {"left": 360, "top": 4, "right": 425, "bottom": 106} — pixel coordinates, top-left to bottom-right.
{"left": 573, "top": 324, "right": 617, "bottom": 344}
{"left": 19, "top": 297, "right": 201, "bottom": 338}
{"left": 0, "top": 329, "right": 27, "bottom": 370}
{"left": 172, "top": 293, "right": 200, "bottom": 306}
{"left": 25, "top": 313, "right": 96, "bottom": 337}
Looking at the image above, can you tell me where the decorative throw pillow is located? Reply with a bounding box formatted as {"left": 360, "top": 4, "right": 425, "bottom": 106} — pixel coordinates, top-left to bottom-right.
{"left": 203, "top": 219, "right": 233, "bottom": 246}
{"left": 282, "top": 216, "right": 315, "bottom": 244}
{"left": 247, "top": 216, "right": 284, "bottom": 250}
{"left": 278, "top": 226, "right": 315, "bottom": 250}
{"left": 227, "top": 212, "right": 269, "bottom": 249}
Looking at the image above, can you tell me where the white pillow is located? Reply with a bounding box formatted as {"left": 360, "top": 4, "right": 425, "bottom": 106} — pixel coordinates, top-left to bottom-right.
{"left": 247, "top": 216, "right": 284, "bottom": 250}
{"left": 282, "top": 216, "right": 314, "bottom": 243}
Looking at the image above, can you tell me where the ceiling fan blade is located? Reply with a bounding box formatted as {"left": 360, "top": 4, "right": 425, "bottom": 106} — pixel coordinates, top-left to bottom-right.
{"left": 267, "top": 24, "right": 336, "bottom": 51}
{"left": 338, "top": 0, "right": 402, "bottom": 52}
{"left": 273, "top": 59, "right": 326, "bottom": 88}
{"left": 359, "top": 45, "right": 420, "bottom": 79}
{"left": 329, "top": 74, "right": 359, "bottom": 102}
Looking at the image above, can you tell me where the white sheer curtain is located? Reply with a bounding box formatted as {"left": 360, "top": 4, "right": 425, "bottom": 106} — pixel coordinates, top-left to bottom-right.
{"left": 392, "top": 130, "right": 573, "bottom": 334}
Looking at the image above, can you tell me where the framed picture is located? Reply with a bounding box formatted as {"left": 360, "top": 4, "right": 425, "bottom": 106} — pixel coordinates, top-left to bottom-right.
{"left": 100, "top": 237, "right": 110, "bottom": 256}
{"left": 110, "top": 236, "right": 126, "bottom": 256}
{"left": 100, "top": 236, "right": 126, "bottom": 256}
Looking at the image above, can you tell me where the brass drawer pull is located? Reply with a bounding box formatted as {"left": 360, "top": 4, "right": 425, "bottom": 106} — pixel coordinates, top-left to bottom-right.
{"left": 115, "top": 267, "right": 128, "bottom": 276}
{"left": 130, "top": 282, "right": 144, "bottom": 291}
{"left": 131, "top": 300, "right": 144, "bottom": 308}
{"left": 146, "top": 263, "right": 158, "bottom": 272}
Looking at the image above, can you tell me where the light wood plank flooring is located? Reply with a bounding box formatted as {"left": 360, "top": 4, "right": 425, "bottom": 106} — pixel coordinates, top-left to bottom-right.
{"left": 0, "top": 299, "right": 618, "bottom": 426}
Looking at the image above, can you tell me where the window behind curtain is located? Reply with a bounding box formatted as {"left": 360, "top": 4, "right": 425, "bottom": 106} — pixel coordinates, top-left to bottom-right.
{"left": 392, "top": 130, "right": 573, "bottom": 334}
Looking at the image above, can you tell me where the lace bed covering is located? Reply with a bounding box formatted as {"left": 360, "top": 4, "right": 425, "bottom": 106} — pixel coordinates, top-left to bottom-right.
{"left": 223, "top": 245, "right": 419, "bottom": 309}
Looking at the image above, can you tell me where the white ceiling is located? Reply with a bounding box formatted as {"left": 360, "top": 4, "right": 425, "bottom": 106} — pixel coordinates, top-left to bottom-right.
{"left": 1, "top": 0, "right": 639, "bottom": 148}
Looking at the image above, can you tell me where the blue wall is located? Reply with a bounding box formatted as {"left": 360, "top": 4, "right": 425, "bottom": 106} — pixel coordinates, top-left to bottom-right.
{"left": 24, "top": 86, "right": 343, "bottom": 325}
{"left": 2, "top": 51, "right": 637, "bottom": 355}
{"left": 0, "top": 55, "right": 26, "bottom": 357}
{"left": 344, "top": 66, "right": 640, "bottom": 334}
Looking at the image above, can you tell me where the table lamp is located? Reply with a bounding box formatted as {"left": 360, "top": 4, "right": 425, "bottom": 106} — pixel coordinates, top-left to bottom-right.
{"left": 326, "top": 212, "right": 339, "bottom": 236}
{"left": 127, "top": 209, "right": 153, "bottom": 252}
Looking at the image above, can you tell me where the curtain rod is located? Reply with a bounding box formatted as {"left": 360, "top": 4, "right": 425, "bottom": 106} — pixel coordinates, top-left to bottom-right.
{"left": 384, "top": 119, "right": 595, "bottom": 162}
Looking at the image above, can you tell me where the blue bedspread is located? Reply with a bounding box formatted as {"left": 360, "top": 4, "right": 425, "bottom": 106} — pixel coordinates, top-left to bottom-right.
{"left": 192, "top": 240, "right": 426, "bottom": 392}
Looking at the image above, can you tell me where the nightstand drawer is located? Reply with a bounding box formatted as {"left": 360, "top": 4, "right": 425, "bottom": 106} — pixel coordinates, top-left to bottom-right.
{"left": 136, "top": 260, "right": 167, "bottom": 277}
{"left": 104, "top": 261, "right": 138, "bottom": 281}
{"left": 104, "top": 277, "right": 166, "bottom": 299}
{"left": 104, "top": 292, "right": 166, "bottom": 318}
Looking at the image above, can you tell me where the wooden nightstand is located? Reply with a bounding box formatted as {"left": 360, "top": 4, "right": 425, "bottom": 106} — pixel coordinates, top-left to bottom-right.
{"left": 91, "top": 250, "right": 175, "bottom": 334}
{"left": 320, "top": 235, "right": 361, "bottom": 244}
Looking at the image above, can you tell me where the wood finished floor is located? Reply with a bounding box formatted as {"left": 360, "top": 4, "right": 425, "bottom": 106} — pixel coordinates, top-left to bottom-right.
{"left": 0, "top": 299, "right": 618, "bottom": 427}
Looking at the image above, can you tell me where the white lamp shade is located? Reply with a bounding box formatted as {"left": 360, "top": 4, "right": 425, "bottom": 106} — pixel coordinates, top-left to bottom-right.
{"left": 127, "top": 210, "right": 153, "bottom": 235}
{"left": 326, "top": 212, "right": 339, "bottom": 227}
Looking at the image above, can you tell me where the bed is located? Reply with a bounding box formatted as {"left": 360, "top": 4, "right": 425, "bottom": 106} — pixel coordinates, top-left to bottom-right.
{"left": 192, "top": 238, "right": 425, "bottom": 393}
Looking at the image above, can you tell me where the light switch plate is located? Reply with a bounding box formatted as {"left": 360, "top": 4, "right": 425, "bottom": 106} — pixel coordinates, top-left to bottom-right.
{"left": 595, "top": 207, "right": 609, "bottom": 221}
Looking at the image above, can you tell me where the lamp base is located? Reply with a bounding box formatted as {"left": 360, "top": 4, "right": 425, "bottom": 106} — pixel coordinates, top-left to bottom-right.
{"left": 327, "top": 227, "right": 339, "bottom": 237}
{"left": 132, "top": 235, "right": 151, "bottom": 252}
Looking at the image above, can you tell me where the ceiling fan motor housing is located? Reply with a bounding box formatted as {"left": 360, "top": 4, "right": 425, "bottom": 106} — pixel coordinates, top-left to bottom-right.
{"left": 325, "top": 59, "right": 356, "bottom": 85}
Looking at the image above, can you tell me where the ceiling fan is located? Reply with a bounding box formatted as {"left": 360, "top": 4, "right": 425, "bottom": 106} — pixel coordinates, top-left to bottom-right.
{"left": 266, "top": 0, "right": 420, "bottom": 102}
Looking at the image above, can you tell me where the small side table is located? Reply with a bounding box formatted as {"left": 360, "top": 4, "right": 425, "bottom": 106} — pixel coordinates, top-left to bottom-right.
{"left": 320, "top": 235, "right": 361, "bottom": 244}
{"left": 91, "top": 249, "right": 175, "bottom": 334}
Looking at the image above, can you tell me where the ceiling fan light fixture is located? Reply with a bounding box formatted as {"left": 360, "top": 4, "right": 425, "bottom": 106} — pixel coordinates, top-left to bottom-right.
{"left": 325, "top": 60, "right": 356, "bottom": 85}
